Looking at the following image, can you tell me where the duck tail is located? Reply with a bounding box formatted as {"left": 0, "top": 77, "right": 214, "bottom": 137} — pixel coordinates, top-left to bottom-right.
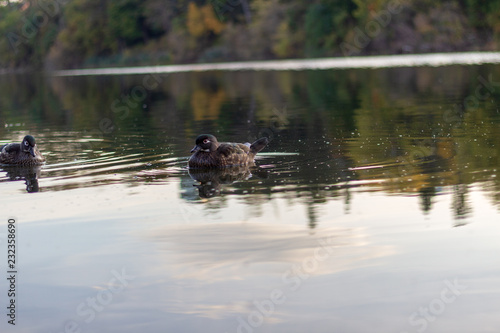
{"left": 250, "top": 137, "right": 269, "bottom": 156}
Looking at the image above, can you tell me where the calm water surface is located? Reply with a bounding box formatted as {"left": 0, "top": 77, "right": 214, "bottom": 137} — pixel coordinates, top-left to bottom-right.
{"left": 1, "top": 63, "right": 500, "bottom": 332}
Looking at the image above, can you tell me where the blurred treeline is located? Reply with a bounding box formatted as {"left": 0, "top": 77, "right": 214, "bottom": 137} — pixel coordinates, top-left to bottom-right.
{"left": 1, "top": 0, "right": 500, "bottom": 70}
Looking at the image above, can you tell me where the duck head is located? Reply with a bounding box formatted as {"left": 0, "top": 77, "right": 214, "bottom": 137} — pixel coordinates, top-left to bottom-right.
{"left": 22, "top": 135, "right": 36, "bottom": 157}
{"left": 190, "top": 134, "right": 219, "bottom": 153}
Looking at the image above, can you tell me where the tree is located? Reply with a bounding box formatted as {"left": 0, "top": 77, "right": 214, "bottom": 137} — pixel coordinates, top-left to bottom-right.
{"left": 108, "top": 0, "right": 146, "bottom": 47}
{"left": 187, "top": 2, "right": 224, "bottom": 37}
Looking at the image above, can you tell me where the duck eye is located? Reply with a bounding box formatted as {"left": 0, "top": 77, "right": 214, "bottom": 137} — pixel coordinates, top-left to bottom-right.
{"left": 203, "top": 139, "right": 210, "bottom": 144}
{"left": 24, "top": 141, "right": 29, "bottom": 146}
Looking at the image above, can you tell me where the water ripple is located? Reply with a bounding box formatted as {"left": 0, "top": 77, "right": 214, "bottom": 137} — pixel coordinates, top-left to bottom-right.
{"left": 37, "top": 151, "right": 188, "bottom": 191}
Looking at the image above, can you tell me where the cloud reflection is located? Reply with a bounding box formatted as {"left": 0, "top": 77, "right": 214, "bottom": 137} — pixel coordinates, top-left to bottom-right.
{"left": 142, "top": 223, "right": 394, "bottom": 320}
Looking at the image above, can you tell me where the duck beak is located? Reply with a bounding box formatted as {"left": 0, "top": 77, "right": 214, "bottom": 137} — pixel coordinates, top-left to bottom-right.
{"left": 190, "top": 145, "right": 201, "bottom": 153}
{"left": 28, "top": 146, "right": 35, "bottom": 157}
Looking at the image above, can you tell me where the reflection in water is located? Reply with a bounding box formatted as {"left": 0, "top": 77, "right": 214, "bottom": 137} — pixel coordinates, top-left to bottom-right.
{"left": 143, "top": 223, "right": 393, "bottom": 319}
{"left": 0, "top": 165, "right": 41, "bottom": 192}
{"left": 189, "top": 166, "right": 268, "bottom": 198}
{"left": 2, "top": 64, "right": 500, "bottom": 222}
{"left": 3, "top": 62, "right": 500, "bottom": 332}
{"left": 419, "top": 186, "right": 436, "bottom": 213}
{"left": 452, "top": 183, "right": 471, "bottom": 224}
{"left": 37, "top": 152, "right": 185, "bottom": 192}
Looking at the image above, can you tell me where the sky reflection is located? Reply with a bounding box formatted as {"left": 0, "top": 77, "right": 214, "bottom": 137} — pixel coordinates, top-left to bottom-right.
{"left": 2, "top": 62, "right": 500, "bottom": 332}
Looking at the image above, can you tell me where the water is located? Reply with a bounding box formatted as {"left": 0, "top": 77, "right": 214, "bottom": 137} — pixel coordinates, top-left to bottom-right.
{"left": 1, "top": 59, "right": 500, "bottom": 332}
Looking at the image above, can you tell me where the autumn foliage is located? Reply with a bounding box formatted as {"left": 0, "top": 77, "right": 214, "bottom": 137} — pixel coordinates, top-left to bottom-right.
{"left": 1, "top": 0, "right": 500, "bottom": 70}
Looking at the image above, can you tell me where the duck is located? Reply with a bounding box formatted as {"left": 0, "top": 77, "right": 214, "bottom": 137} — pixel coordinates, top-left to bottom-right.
{"left": 188, "top": 134, "right": 268, "bottom": 169}
{"left": 0, "top": 135, "right": 46, "bottom": 166}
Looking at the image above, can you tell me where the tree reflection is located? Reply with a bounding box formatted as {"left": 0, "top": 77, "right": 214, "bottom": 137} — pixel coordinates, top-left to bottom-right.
{"left": 2, "top": 65, "right": 500, "bottom": 224}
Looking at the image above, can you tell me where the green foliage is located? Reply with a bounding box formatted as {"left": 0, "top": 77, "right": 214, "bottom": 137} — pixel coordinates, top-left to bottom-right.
{"left": 461, "top": 0, "right": 500, "bottom": 39}
{"left": 58, "top": 0, "right": 114, "bottom": 59}
{"left": 0, "top": 1, "right": 61, "bottom": 69}
{"left": 305, "top": 3, "right": 334, "bottom": 57}
{"left": 461, "top": 0, "right": 491, "bottom": 28}
{"left": 108, "top": 0, "right": 145, "bottom": 46}
{"left": 304, "top": 0, "right": 357, "bottom": 57}
{"left": 0, "top": 7, "right": 24, "bottom": 67}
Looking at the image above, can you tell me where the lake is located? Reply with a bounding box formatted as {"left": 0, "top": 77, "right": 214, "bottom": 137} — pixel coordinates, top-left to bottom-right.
{"left": 1, "top": 55, "right": 500, "bottom": 333}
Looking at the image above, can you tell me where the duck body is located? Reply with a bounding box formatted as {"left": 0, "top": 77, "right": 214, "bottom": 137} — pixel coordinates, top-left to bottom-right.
{"left": 0, "top": 135, "right": 45, "bottom": 166}
{"left": 188, "top": 134, "right": 268, "bottom": 169}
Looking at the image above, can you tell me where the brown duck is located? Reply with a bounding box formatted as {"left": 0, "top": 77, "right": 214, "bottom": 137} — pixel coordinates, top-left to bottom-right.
{"left": 188, "top": 134, "right": 268, "bottom": 169}
{"left": 0, "top": 135, "right": 45, "bottom": 166}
